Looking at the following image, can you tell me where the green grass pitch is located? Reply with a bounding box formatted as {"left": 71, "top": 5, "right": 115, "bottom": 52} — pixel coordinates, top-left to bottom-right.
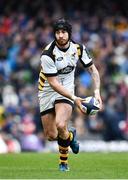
{"left": 0, "top": 152, "right": 128, "bottom": 179}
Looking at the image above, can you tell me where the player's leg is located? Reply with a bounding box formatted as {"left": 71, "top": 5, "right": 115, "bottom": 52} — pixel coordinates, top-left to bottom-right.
{"left": 39, "top": 91, "right": 58, "bottom": 141}
{"left": 55, "top": 101, "right": 79, "bottom": 153}
{"left": 41, "top": 111, "right": 58, "bottom": 141}
{"left": 55, "top": 102, "right": 72, "bottom": 171}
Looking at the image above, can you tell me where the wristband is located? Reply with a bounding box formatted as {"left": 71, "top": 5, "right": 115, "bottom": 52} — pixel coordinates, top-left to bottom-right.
{"left": 71, "top": 95, "right": 77, "bottom": 101}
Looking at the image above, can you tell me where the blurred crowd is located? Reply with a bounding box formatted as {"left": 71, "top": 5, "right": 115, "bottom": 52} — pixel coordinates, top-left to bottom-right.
{"left": 0, "top": 0, "right": 128, "bottom": 153}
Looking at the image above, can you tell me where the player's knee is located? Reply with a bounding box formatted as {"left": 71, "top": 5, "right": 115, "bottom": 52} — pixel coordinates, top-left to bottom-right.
{"left": 56, "top": 122, "right": 66, "bottom": 132}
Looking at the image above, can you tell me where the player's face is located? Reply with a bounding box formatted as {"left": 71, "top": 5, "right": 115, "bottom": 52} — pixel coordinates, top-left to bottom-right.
{"left": 55, "top": 29, "right": 69, "bottom": 46}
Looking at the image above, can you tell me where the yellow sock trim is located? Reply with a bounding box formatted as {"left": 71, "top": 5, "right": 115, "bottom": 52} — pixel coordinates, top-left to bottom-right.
{"left": 59, "top": 145, "right": 69, "bottom": 150}
{"left": 59, "top": 160, "right": 68, "bottom": 164}
{"left": 69, "top": 132, "right": 73, "bottom": 141}
{"left": 60, "top": 153, "right": 69, "bottom": 157}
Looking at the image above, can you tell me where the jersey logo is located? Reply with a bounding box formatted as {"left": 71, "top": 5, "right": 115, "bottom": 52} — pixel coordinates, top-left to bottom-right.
{"left": 58, "top": 66, "right": 74, "bottom": 74}
{"left": 57, "top": 57, "right": 63, "bottom": 61}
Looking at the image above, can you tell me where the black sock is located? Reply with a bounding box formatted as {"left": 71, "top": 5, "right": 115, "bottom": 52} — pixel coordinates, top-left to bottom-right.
{"left": 58, "top": 134, "right": 70, "bottom": 164}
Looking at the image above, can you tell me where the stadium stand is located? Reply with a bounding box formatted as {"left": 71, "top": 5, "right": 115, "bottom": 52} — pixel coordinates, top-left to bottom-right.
{"left": 0, "top": 0, "right": 128, "bottom": 152}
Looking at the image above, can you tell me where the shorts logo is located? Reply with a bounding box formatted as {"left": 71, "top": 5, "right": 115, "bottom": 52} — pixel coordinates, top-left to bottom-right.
{"left": 57, "top": 57, "right": 63, "bottom": 61}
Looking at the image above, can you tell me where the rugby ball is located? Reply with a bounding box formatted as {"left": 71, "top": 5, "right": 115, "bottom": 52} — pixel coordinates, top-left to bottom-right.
{"left": 82, "top": 96, "right": 100, "bottom": 115}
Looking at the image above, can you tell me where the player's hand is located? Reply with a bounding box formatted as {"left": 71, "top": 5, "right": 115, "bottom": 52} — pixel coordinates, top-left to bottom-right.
{"left": 74, "top": 97, "right": 86, "bottom": 114}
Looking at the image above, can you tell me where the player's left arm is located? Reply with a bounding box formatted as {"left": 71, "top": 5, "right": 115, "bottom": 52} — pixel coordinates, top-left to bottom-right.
{"left": 87, "top": 64, "right": 102, "bottom": 109}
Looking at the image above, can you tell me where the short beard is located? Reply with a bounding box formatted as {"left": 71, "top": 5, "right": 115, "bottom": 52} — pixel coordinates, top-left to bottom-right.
{"left": 55, "top": 38, "right": 69, "bottom": 47}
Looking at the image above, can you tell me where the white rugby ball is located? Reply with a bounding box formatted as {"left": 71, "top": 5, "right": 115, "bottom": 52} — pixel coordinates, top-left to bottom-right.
{"left": 82, "top": 96, "right": 100, "bottom": 115}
